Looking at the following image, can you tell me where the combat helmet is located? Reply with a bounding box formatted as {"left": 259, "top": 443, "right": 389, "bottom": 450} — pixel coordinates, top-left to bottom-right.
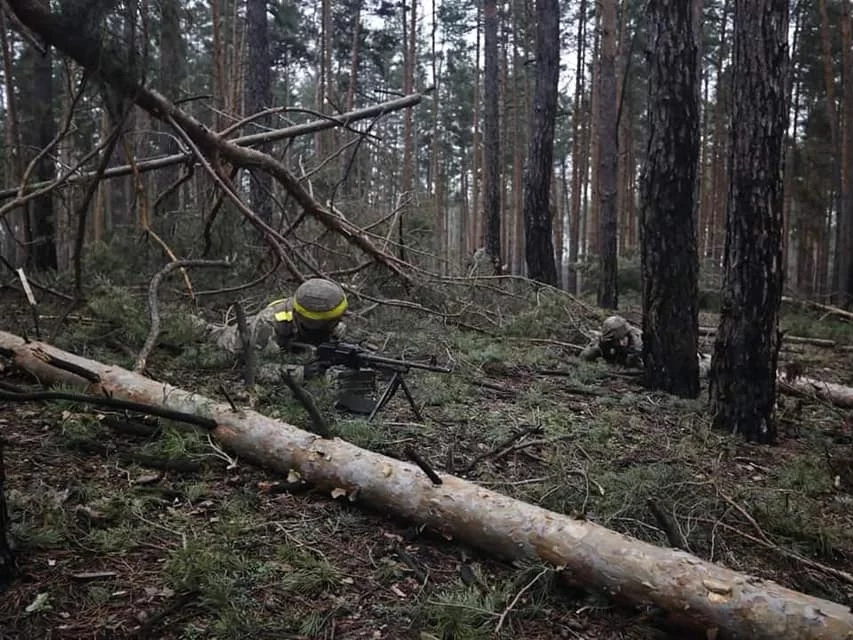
{"left": 601, "top": 315, "right": 630, "bottom": 341}
{"left": 293, "top": 278, "right": 348, "bottom": 331}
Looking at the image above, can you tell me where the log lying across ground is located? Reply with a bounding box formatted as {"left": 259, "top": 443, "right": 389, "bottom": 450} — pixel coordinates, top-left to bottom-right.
{"left": 0, "top": 331, "right": 852, "bottom": 640}
{"left": 780, "top": 375, "right": 853, "bottom": 408}
{"left": 698, "top": 326, "right": 839, "bottom": 348}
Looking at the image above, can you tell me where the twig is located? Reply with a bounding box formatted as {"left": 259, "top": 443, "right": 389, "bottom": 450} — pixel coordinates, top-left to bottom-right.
{"left": 127, "top": 590, "right": 201, "bottom": 638}
{"left": 646, "top": 498, "right": 690, "bottom": 551}
{"left": 697, "top": 516, "right": 853, "bottom": 587}
{"left": 0, "top": 94, "right": 425, "bottom": 203}
{"left": 191, "top": 255, "right": 280, "bottom": 298}
{"left": 30, "top": 347, "right": 101, "bottom": 383}
{"left": 0, "top": 384, "right": 217, "bottom": 430}
{"left": 280, "top": 372, "right": 330, "bottom": 438}
{"left": 0, "top": 255, "right": 73, "bottom": 301}
{"left": 14, "top": 268, "right": 40, "bottom": 339}
{"left": 219, "top": 384, "right": 239, "bottom": 412}
{"left": 462, "top": 425, "right": 543, "bottom": 475}
{"left": 404, "top": 445, "right": 443, "bottom": 485}
{"left": 234, "top": 301, "right": 256, "bottom": 387}
{"left": 134, "top": 259, "right": 231, "bottom": 373}
{"left": 495, "top": 566, "right": 550, "bottom": 633}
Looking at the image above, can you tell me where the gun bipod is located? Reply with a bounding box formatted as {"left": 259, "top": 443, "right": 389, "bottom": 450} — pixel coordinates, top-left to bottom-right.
{"left": 368, "top": 369, "right": 423, "bottom": 422}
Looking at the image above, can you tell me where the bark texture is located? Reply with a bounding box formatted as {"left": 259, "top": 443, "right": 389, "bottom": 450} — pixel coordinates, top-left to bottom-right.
{"left": 640, "top": 0, "right": 700, "bottom": 398}
{"left": 245, "top": 0, "right": 273, "bottom": 224}
{"left": 522, "top": 0, "right": 560, "bottom": 285}
{"left": 709, "top": 0, "right": 789, "bottom": 443}
{"left": 1, "top": 330, "right": 852, "bottom": 640}
{"left": 483, "top": 0, "right": 502, "bottom": 272}
{"left": 597, "top": 0, "right": 619, "bottom": 309}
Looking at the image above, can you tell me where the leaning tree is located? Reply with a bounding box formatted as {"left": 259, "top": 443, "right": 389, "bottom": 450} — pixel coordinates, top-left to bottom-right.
{"left": 710, "top": 0, "right": 790, "bottom": 443}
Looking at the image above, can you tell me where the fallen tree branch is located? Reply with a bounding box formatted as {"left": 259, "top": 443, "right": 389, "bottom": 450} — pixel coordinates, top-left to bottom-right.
{"left": 1, "top": 329, "right": 852, "bottom": 640}
{"left": 135, "top": 259, "right": 231, "bottom": 373}
{"left": 782, "top": 296, "right": 853, "bottom": 322}
{"left": 698, "top": 326, "right": 838, "bottom": 348}
{"left": 0, "top": 94, "right": 424, "bottom": 203}
{"left": 0, "top": 383, "right": 217, "bottom": 430}
{"left": 5, "top": 0, "right": 414, "bottom": 285}
{"left": 778, "top": 375, "right": 853, "bottom": 409}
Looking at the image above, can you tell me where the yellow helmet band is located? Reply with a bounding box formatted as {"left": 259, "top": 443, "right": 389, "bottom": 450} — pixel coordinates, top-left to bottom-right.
{"left": 293, "top": 297, "right": 348, "bottom": 321}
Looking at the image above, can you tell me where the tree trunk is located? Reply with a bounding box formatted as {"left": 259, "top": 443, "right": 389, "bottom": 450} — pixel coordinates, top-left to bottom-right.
{"left": 567, "top": 0, "right": 586, "bottom": 293}
{"left": 399, "top": 0, "right": 416, "bottom": 264}
{"left": 0, "top": 16, "right": 25, "bottom": 267}
{"left": 640, "top": 0, "right": 701, "bottom": 398}
{"left": 783, "top": 3, "right": 803, "bottom": 292}
{"left": 706, "top": 0, "right": 730, "bottom": 262}
{"left": 470, "top": 5, "right": 483, "bottom": 254}
{"left": 483, "top": 0, "right": 503, "bottom": 272}
{"left": 597, "top": 0, "right": 619, "bottom": 309}
{"left": 29, "top": 45, "right": 57, "bottom": 271}
{"left": 245, "top": 0, "right": 273, "bottom": 224}
{"left": 840, "top": 2, "right": 853, "bottom": 306}
{"left": 1, "top": 330, "right": 852, "bottom": 639}
{"left": 522, "top": 0, "right": 559, "bottom": 285}
{"left": 211, "top": 0, "right": 227, "bottom": 131}
{"left": 156, "top": 0, "right": 186, "bottom": 215}
{"left": 709, "top": 0, "right": 789, "bottom": 444}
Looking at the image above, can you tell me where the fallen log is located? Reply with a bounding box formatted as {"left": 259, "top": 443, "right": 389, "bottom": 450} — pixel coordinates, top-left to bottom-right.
{"left": 782, "top": 296, "right": 853, "bottom": 322}
{"left": 0, "top": 330, "right": 852, "bottom": 640}
{"left": 698, "top": 326, "right": 838, "bottom": 348}
{"left": 779, "top": 374, "right": 853, "bottom": 408}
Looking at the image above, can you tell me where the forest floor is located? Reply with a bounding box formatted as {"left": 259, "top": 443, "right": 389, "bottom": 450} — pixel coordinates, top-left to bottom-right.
{"left": 1, "top": 275, "right": 853, "bottom": 640}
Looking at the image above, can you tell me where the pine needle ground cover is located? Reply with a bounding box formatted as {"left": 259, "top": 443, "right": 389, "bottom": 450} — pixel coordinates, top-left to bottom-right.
{"left": 0, "top": 279, "right": 851, "bottom": 640}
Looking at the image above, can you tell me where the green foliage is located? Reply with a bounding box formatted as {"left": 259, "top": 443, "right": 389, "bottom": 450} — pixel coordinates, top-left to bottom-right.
{"left": 415, "top": 583, "right": 507, "bottom": 640}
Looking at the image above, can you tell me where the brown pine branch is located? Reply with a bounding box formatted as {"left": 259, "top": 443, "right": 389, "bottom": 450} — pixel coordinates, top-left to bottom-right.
{"left": 134, "top": 259, "right": 232, "bottom": 373}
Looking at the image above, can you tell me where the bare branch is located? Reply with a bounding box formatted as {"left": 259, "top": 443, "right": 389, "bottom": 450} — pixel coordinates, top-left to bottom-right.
{"left": 135, "top": 259, "right": 232, "bottom": 373}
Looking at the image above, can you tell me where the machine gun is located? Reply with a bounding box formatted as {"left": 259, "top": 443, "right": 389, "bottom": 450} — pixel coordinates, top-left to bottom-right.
{"left": 313, "top": 341, "right": 453, "bottom": 421}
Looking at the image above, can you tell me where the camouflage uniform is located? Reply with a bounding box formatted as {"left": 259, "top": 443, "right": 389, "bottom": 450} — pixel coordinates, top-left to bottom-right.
{"left": 195, "top": 278, "right": 349, "bottom": 383}
{"left": 580, "top": 315, "right": 712, "bottom": 378}
{"left": 580, "top": 315, "right": 644, "bottom": 367}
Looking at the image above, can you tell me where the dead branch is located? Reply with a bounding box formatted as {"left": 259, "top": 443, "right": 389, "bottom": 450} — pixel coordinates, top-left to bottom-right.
{"left": 3, "top": 329, "right": 852, "bottom": 639}
{"left": 279, "top": 371, "right": 330, "bottom": 438}
{"left": 191, "top": 255, "right": 281, "bottom": 298}
{"left": 0, "top": 383, "right": 217, "bottom": 430}
{"left": 4, "top": 0, "right": 414, "bottom": 284}
{"left": 698, "top": 326, "right": 838, "bottom": 348}
{"left": 166, "top": 114, "right": 307, "bottom": 282}
{"left": 462, "top": 425, "right": 544, "bottom": 475}
{"left": 782, "top": 296, "right": 853, "bottom": 322}
{"left": 778, "top": 375, "right": 853, "bottom": 409}
{"left": 73, "top": 105, "right": 130, "bottom": 294}
{"left": 0, "top": 95, "right": 424, "bottom": 203}
{"left": 233, "top": 301, "right": 256, "bottom": 387}
{"left": 134, "top": 259, "right": 231, "bottom": 373}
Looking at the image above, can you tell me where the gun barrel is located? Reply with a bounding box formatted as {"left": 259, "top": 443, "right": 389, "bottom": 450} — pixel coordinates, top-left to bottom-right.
{"left": 362, "top": 352, "right": 453, "bottom": 373}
